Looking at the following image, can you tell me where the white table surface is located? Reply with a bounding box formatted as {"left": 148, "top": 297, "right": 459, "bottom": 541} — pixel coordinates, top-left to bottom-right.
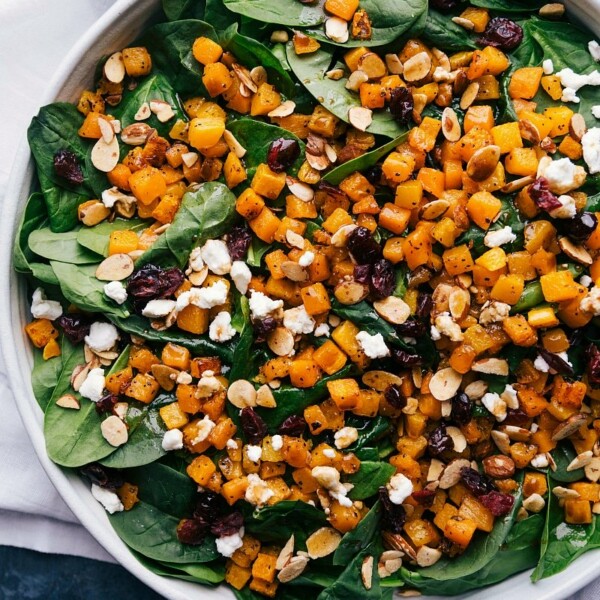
{"left": 0, "top": 1, "right": 599, "bottom": 597}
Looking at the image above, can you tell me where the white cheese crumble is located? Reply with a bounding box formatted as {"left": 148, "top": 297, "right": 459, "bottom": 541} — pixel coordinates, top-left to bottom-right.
{"left": 188, "top": 247, "right": 204, "bottom": 272}
{"left": 434, "top": 312, "right": 463, "bottom": 342}
{"left": 556, "top": 67, "right": 600, "bottom": 97}
{"left": 91, "top": 484, "right": 124, "bottom": 514}
{"left": 177, "top": 371, "right": 193, "bottom": 385}
{"left": 85, "top": 322, "right": 119, "bottom": 352}
{"left": 582, "top": 127, "right": 600, "bottom": 174}
{"left": 216, "top": 527, "right": 245, "bottom": 558}
{"left": 561, "top": 87, "right": 580, "bottom": 103}
{"left": 481, "top": 392, "right": 507, "bottom": 422}
{"left": 386, "top": 474, "right": 414, "bottom": 505}
{"left": 430, "top": 325, "right": 441, "bottom": 341}
{"left": 283, "top": 305, "right": 316, "bottom": 335}
{"left": 557, "top": 351, "right": 573, "bottom": 369}
{"left": 543, "top": 59, "right": 554, "bottom": 74}
{"left": 334, "top": 426, "right": 359, "bottom": 450}
{"left": 249, "top": 290, "right": 283, "bottom": 319}
{"left": 209, "top": 311, "right": 236, "bottom": 342}
{"left": 537, "top": 156, "right": 586, "bottom": 194}
{"left": 548, "top": 195, "right": 577, "bottom": 219}
{"left": 531, "top": 453, "right": 549, "bottom": 469}
{"left": 581, "top": 286, "right": 600, "bottom": 315}
{"left": 500, "top": 384, "right": 519, "bottom": 410}
{"left": 246, "top": 445, "right": 263, "bottom": 462}
{"left": 31, "top": 288, "right": 63, "bottom": 321}
{"left": 141, "top": 299, "right": 177, "bottom": 319}
{"left": 230, "top": 261, "right": 252, "bottom": 294}
{"left": 314, "top": 322, "right": 330, "bottom": 337}
{"left": 201, "top": 239, "right": 232, "bottom": 275}
{"left": 103, "top": 281, "right": 128, "bottom": 305}
{"left": 271, "top": 435, "right": 283, "bottom": 451}
{"left": 356, "top": 331, "right": 390, "bottom": 359}
{"left": 479, "top": 301, "right": 511, "bottom": 326}
{"left": 593, "top": 106, "right": 600, "bottom": 119}
{"left": 162, "top": 429, "right": 184, "bottom": 451}
{"left": 589, "top": 40, "right": 600, "bottom": 61}
{"left": 245, "top": 474, "right": 274, "bottom": 506}
{"left": 534, "top": 355, "right": 551, "bottom": 373}
{"left": 198, "top": 280, "right": 230, "bottom": 309}
{"left": 484, "top": 226, "right": 517, "bottom": 248}
{"left": 192, "top": 415, "right": 216, "bottom": 444}
{"left": 79, "top": 368, "right": 106, "bottom": 403}
{"left": 580, "top": 275, "right": 593, "bottom": 288}
{"left": 197, "top": 373, "right": 223, "bottom": 398}
{"left": 323, "top": 448, "right": 336, "bottom": 458}
{"left": 311, "top": 466, "right": 353, "bottom": 507}
{"left": 226, "top": 439, "right": 238, "bottom": 450}
{"left": 298, "top": 251, "right": 315, "bottom": 267}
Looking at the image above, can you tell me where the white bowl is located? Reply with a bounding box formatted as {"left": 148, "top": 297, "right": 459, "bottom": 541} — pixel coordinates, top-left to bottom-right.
{"left": 2, "top": 1, "right": 600, "bottom": 598}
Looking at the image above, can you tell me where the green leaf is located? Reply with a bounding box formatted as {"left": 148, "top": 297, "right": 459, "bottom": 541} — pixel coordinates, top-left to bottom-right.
{"left": 471, "top": 0, "right": 546, "bottom": 12}
{"left": 162, "top": 0, "right": 206, "bottom": 20}
{"left": 323, "top": 134, "right": 408, "bottom": 185}
{"left": 229, "top": 295, "right": 254, "bottom": 381}
{"left": 13, "top": 193, "right": 49, "bottom": 274}
{"left": 76, "top": 218, "right": 148, "bottom": 257}
{"left": 137, "top": 182, "right": 237, "bottom": 268}
{"left": 421, "top": 8, "right": 478, "bottom": 52}
{"left": 222, "top": 0, "right": 325, "bottom": 27}
{"left": 347, "top": 461, "right": 395, "bottom": 500}
{"left": 545, "top": 442, "right": 585, "bottom": 483}
{"left": 346, "top": 415, "right": 391, "bottom": 453}
{"left": 286, "top": 44, "right": 403, "bottom": 138}
{"left": 333, "top": 501, "right": 381, "bottom": 565}
{"left": 133, "top": 552, "right": 225, "bottom": 585}
{"left": 28, "top": 228, "right": 102, "bottom": 265}
{"left": 31, "top": 347, "right": 63, "bottom": 410}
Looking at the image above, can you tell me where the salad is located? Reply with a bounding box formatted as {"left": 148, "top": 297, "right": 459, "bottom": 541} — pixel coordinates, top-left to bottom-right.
{"left": 14, "top": 0, "right": 600, "bottom": 597}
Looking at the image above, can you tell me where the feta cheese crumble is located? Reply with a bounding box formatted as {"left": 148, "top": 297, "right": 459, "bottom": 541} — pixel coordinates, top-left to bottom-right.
{"left": 323, "top": 448, "right": 336, "bottom": 458}
{"left": 201, "top": 239, "right": 232, "bottom": 275}
{"left": 162, "top": 429, "right": 184, "bottom": 451}
{"left": 91, "top": 484, "right": 124, "bottom": 514}
{"left": 230, "top": 261, "right": 252, "bottom": 294}
{"left": 85, "top": 322, "right": 119, "bottom": 352}
{"left": 271, "top": 435, "right": 283, "bottom": 451}
{"left": 580, "top": 275, "right": 593, "bottom": 288}
{"left": 386, "top": 474, "right": 414, "bottom": 505}
{"left": 249, "top": 290, "right": 283, "bottom": 320}
{"left": 31, "top": 288, "right": 63, "bottom": 321}
{"left": 245, "top": 474, "right": 274, "bottom": 506}
{"left": 246, "top": 445, "right": 263, "bottom": 462}
{"left": 582, "top": 127, "right": 600, "bottom": 174}
{"left": 479, "top": 301, "right": 511, "bottom": 326}
{"left": 209, "top": 311, "right": 236, "bottom": 342}
{"left": 548, "top": 195, "right": 577, "bottom": 219}
{"left": 537, "top": 156, "right": 586, "bottom": 194}
{"left": 500, "top": 384, "right": 519, "bottom": 410}
{"left": 356, "top": 331, "right": 390, "bottom": 359}
{"left": 283, "top": 305, "right": 316, "bottom": 335}
{"left": 589, "top": 40, "right": 600, "bottom": 61}
{"left": 188, "top": 247, "right": 204, "bottom": 272}
{"left": 481, "top": 392, "right": 507, "bottom": 422}
{"left": 434, "top": 312, "right": 463, "bottom": 342}
{"left": 534, "top": 355, "right": 551, "bottom": 373}
{"left": 593, "top": 106, "right": 600, "bottom": 119}
{"left": 556, "top": 68, "right": 600, "bottom": 99}
{"left": 79, "top": 368, "right": 106, "bottom": 403}
{"left": 298, "top": 251, "right": 315, "bottom": 267}
{"left": 142, "top": 299, "right": 177, "bottom": 319}
{"left": 543, "top": 59, "right": 554, "bottom": 74}
{"left": 103, "top": 281, "right": 128, "bottom": 305}
{"left": 313, "top": 322, "right": 330, "bottom": 337}
{"left": 192, "top": 415, "right": 216, "bottom": 444}
{"left": 334, "top": 426, "right": 359, "bottom": 449}
{"left": 484, "top": 226, "right": 517, "bottom": 248}
{"left": 581, "top": 286, "right": 600, "bottom": 316}
{"left": 311, "top": 466, "right": 353, "bottom": 507}
{"left": 216, "top": 527, "right": 244, "bottom": 557}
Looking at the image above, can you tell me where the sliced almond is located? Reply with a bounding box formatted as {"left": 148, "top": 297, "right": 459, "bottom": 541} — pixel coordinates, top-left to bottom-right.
{"left": 420, "top": 199, "right": 449, "bottom": 220}
{"left": 491, "top": 430, "right": 511, "bottom": 455}
{"left": 382, "top": 532, "right": 417, "bottom": 561}
{"left": 449, "top": 287, "right": 471, "bottom": 321}
{"left": 569, "top": 113, "right": 587, "bottom": 141}
{"left": 250, "top": 66, "right": 268, "bottom": 86}
{"left": 325, "top": 144, "right": 337, "bottom": 163}
{"left": 326, "top": 68, "right": 345, "bottom": 80}
{"left": 151, "top": 364, "right": 179, "bottom": 391}
{"left": 373, "top": 296, "right": 411, "bottom": 325}
{"left": 306, "top": 152, "right": 331, "bottom": 171}
{"left": 403, "top": 52, "right": 432, "bottom": 82}
{"left": 441, "top": 107, "right": 461, "bottom": 142}
{"left": 585, "top": 456, "right": 600, "bottom": 482}
{"left": 552, "top": 486, "right": 580, "bottom": 500}
{"left": 101, "top": 415, "right": 128, "bottom": 447}
{"left": 305, "top": 527, "right": 342, "bottom": 559}
{"left": 286, "top": 177, "right": 315, "bottom": 202}
{"left": 278, "top": 555, "right": 309, "bottom": 583}
{"left": 325, "top": 16, "right": 349, "bottom": 44}
{"left": 281, "top": 261, "right": 309, "bottom": 282}
{"left": 429, "top": 367, "right": 462, "bottom": 401}
{"left": 285, "top": 229, "right": 306, "bottom": 249}
{"left": 189, "top": 266, "right": 208, "bottom": 286}
{"left": 519, "top": 119, "right": 541, "bottom": 145}
{"left": 501, "top": 175, "right": 535, "bottom": 194}
{"left": 502, "top": 425, "right": 531, "bottom": 442}
{"left": 427, "top": 458, "right": 444, "bottom": 482}
{"left": 522, "top": 493, "right": 545, "bottom": 513}
{"left": 134, "top": 102, "right": 151, "bottom": 121}
{"left": 104, "top": 52, "right": 125, "bottom": 84}
{"left": 558, "top": 237, "right": 593, "bottom": 265}
{"left": 439, "top": 458, "right": 471, "bottom": 489}
{"left": 348, "top": 106, "right": 373, "bottom": 132}
{"left": 56, "top": 394, "right": 80, "bottom": 410}
{"left": 567, "top": 450, "right": 593, "bottom": 471}
{"left": 267, "top": 327, "right": 296, "bottom": 356}
{"left": 460, "top": 82, "right": 479, "bottom": 110}
{"left": 331, "top": 224, "right": 358, "bottom": 247}
{"left": 181, "top": 151, "right": 199, "bottom": 168}
{"left": 150, "top": 100, "right": 175, "bottom": 123}
{"left": 98, "top": 118, "right": 115, "bottom": 144}
{"left": 452, "top": 16, "right": 475, "bottom": 30}
{"left": 91, "top": 135, "right": 120, "bottom": 172}
{"left": 412, "top": 93, "right": 428, "bottom": 117}
{"left": 467, "top": 145, "right": 501, "bottom": 181}
{"left": 385, "top": 54, "right": 403, "bottom": 75}
{"left": 346, "top": 70, "right": 369, "bottom": 92}
{"left": 446, "top": 426, "right": 467, "bottom": 453}
{"left": 552, "top": 413, "right": 588, "bottom": 441}
{"left": 71, "top": 364, "right": 90, "bottom": 392}
{"left": 270, "top": 30, "right": 289, "bottom": 43}
{"left": 276, "top": 535, "right": 295, "bottom": 570}
{"left": 361, "top": 555, "right": 374, "bottom": 590}
{"left": 362, "top": 370, "right": 403, "bottom": 391}
{"left": 268, "top": 100, "right": 296, "bottom": 118}
{"left": 95, "top": 253, "right": 134, "bottom": 281}
{"left": 232, "top": 63, "right": 258, "bottom": 94}
{"left": 416, "top": 546, "right": 442, "bottom": 568}
{"left": 223, "top": 130, "right": 247, "bottom": 158}
{"left": 256, "top": 384, "right": 277, "bottom": 408}
{"left": 539, "top": 2, "right": 565, "bottom": 18}
{"left": 227, "top": 379, "right": 257, "bottom": 409}
{"left": 471, "top": 358, "right": 509, "bottom": 376}
{"left": 334, "top": 280, "right": 369, "bottom": 305}
{"left": 432, "top": 47, "right": 451, "bottom": 72}
{"left": 121, "top": 122, "right": 154, "bottom": 145}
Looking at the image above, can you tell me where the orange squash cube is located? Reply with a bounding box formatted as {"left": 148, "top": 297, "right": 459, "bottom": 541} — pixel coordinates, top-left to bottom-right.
{"left": 159, "top": 402, "right": 189, "bottom": 429}
{"left": 250, "top": 83, "right": 282, "bottom": 117}
{"left": 382, "top": 152, "right": 415, "bottom": 184}
{"left": 236, "top": 188, "right": 265, "bottom": 220}
{"left": 444, "top": 517, "right": 478, "bottom": 547}
{"left": 443, "top": 244, "right": 475, "bottom": 275}
{"left": 491, "top": 122, "right": 523, "bottom": 154}
{"left": 202, "top": 62, "right": 234, "bottom": 97}
{"left": 327, "top": 378, "right": 361, "bottom": 410}
{"left": 187, "top": 455, "right": 217, "bottom": 486}
{"left": 466, "top": 191, "right": 502, "bottom": 230}
{"left": 129, "top": 166, "right": 167, "bottom": 205}
{"left": 301, "top": 283, "right": 331, "bottom": 315}
{"left": 192, "top": 36, "right": 223, "bottom": 65}
{"left": 251, "top": 164, "right": 286, "bottom": 200}
{"left": 508, "top": 67, "right": 544, "bottom": 99}
{"left": 289, "top": 359, "right": 321, "bottom": 388}
{"left": 394, "top": 179, "right": 423, "bottom": 209}
{"left": 490, "top": 274, "right": 525, "bottom": 305}
{"left": 325, "top": 0, "right": 359, "bottom": 20}
{"left": 125, "top": 373, "right": 161, "bottom": 404}
{"left": 249, "top": 207, "right": 282, "bottom": 243}
{"left": 177, "top": 305, "right": 209, "bottom": 334}
{"left": 25, "top": 319, "right": 59, "bottom": 348}
{"left": 540, "top": 270, "right": 579, "bottom": 302}
{"left": 313, "top": 340, "right": 347, "bottom": 375}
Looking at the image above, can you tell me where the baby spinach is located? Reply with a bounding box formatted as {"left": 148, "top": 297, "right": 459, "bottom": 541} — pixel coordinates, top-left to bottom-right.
{"left": 334, "top": 501, "right": 380, "bottom": 565}
{"left": 137, "top": 182, "right": 237, "bottom": 268}
{"left": 38, "top": 170, "right": 88, "bottom": 233}
{"left": 162, "top": 0, "right": 207, "bottom": 21}
{"left": 77, "top": 218, "right": 147, "bottom": 257}
{"left": 286, "top": 44, "right": 403, "bottom": 139}
{"left": 229, "top": 295, "right": 254, "bottom": 381}
{"left": 31, "top": 347, "right": 63, "bottom": 411}
{"left": 421, "top": 8, "right": 477, "bottom": 52}
{"left": 222, "top": 0, "right": 325, "bottom": 28}
{"left": 471, "top": 0, "right": 546, "bottom": 12}
{"left": 14, "top": 193, "right": 49, "bottom": 275}
{"left": 109, "top": 500, "right": 219, "bottom": 564}
{"left": 346, "top": 415, "right": 391, "bottom": 452}
{"left": 134, "top": 552, "right": 225, "bottom": 586}
{"left": 347, "top": 461, "right": 395, "bottom": 500}
{"left": 323, "top": 133, "right": 408, "bottom": 186}
{"left": 28, "top": 228, "right": 103, "bottom": 265}
{"left": 546, "top": 442, "right": 585, "bottom": 483}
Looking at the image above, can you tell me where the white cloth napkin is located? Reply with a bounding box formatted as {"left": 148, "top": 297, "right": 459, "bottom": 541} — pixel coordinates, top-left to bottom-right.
{"left": 1, "top": 1, "right": 600, "bottom": 597}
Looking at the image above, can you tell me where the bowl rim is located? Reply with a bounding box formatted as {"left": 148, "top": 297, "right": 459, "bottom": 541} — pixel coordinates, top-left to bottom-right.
{"left": 2, "top": 1, "right": 600, "bottom": 598}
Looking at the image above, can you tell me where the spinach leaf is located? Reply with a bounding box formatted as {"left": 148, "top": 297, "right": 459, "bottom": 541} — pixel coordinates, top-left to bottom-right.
{"left": 471, "top": 0, "right": 546, "bottom": 12}
{"left": 44, "top": 338, "right": 116, "bottom": 467}
{"left": 222, "top": 0, "right": 325, "bottom": 27}
{"left": 323, "top": 134, "right": 408, "bottom": 186}
{"left": 28, "top": 228, "right": 102, "bottom": 265}
{"left": 31, "top": 347, "right": 63, "bottom": 410}
{"left": 333, "top": 501, "right": 381, "bottom": 565}
{"left": 587, "top": 192, "right": 600, "bottom": 211}
{"left": 137, "top": 182, "right": 237, "bottom": 268}
{"left": 286, "top": 44, "right": 403, "bottom": 139}
{"left": 260, "top": 364, "right": 355, "bottom": 430}
{"left": 346, "top": 415, "right": 391, "bottom": 452}
{"left": 546, "top": 442, "right": 585, "bottom": 483}
{"left": 38, "top": 169, "right": 88, "bottom": 233}
{"left": 229, "top": 295, "right": 253, "bottom": 381}
{"left": 133, "top": 552, "right": 225, "bottom": 585}
{"left": 347, "top": 461, "right": 395, "bottom": 500}
{"left": 162, "top": 0, "right": 206, "bottom": 20}
{"left": 109, "top": 501, "right": 219, "bottom": 563}
{"left": 205, "top": 0, "right": 238, "bottom": 31}
{"left": 246, "top": 236, "right": 271, "bottom": 268}
{"left": 14, "top": 193, "right": 49, "bottom": 274}
{"left": 77, "top": 218, "right": 148, "bottom": 257}
{"left": 50, "top": 261, "right": 130, "bottom": 318}
{"left": 421, "top": 9, "right": 477, "bottom": 52}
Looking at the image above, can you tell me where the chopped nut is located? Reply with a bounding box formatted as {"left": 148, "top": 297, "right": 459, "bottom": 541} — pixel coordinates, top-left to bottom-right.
{"left": 232, "top": 63, "right": 258, "bottom": 94}
{"left": 439, "top": 459, "right": 471, "bottom": 489}
{"left": 385, "top": 53, "right": 404, "bottom": 75}
{"left": 452, "top": 16, "right": 475, "bottom": 30}
{"left": 285, "top": 229, "right": 305, "bottom": 249}
{"left": 121, "top": 122, "right": 154, "bottom": 145}
{"left": 250, "top": 66, "right": 268, "bottom": 86}
{"left": 519, "top": 119, "right": 541, "bottom": 145}
{"left": 448, "top": 287, "right": 471, "bottom": 321}
{"left": 523, "top": 493, "right": 546, "bottom": 513}
{"left": 446, "top": 426, "right": 467, "bottom": 453}
{"left": 276, "top": 535, "right": 295, "bottom": 570}
{"left": 441, "top": 107, "right": 461, "bottom": 142}
{"left": 286, "top": 177, "right": 315, "bottom": 202}
{"left": 103, "top": 52, "right": 125, "bottom": 84}
{"left": 420, "top": 199, "right": 450, "bottom": 220}
{"left": 270, "top": 30, "right": 289, "bottom": 43}
{"left": 325, "top": 16, "right": 349, "bottom": 44}
{"left": 149, "top": 100, "right": 175, "bottom": 123}
{"left": 151, "top": 364, "right": 179, "bottom": 391}
{"left": 346, "top": 70, "right": 369, "bottom": 91}
{"left": 552, "top": 413, "right": 588, "bottom": 441}
{"left": 361, "top": 555, "right": 374, "bottom": 590}
{"left": 101, "top": 415, "right": 128, "bottom": 447}
{"left": 403, "top": 52, "right": 432, "bottom": 82}
{"left": 91, "top": 135, "right": 120, "bottom": 172}
{"left": 429, "top": 367, "right": 463, "bottom": 401}
{"left": 464, "top": 380, "right": 488, "bottom": 400}
{"left": 326, "top": 68, "right": 345, "bottom": 80}
{"left": 501, "top": 175, "right": 536, "bottom": 194}
{"left": 471, "top": 358, "right": 509, "bottom": 376}
{"left": 382, "top": 532, "right": 417, "bottom": 561}
{"left": 227, "top": 379, "right": 257, "bottom": 409}
{"left": 460, "top": 82, "right": 479, "bottom": 110}
{"left": 502, "top": 425, "right": 531, "bottom": 442}
{"left": 585, "top": 456, "right": 600, "bottom": 482}
{"left": 98, "top": 118, "right": 115, "bottom": 144}
{"left": 278, "top": 555, "right": 309, "bottom": 583}
{"left": 348, "top": 106, "right": 373, "bottom": 132}
{"left": 567, "top": 450, "right": 594, "bottom": 471}
{"left": 558, "top": 237, "right": 593, "bottom": 266}
{"left": 427, "top": 458, "right": 444, "bottom": 482}
{"left": 256, "top": 384, "right": 277, "bottom": 408}
{"left": 134, "top": 102, "right": 151, "bottom": 121}
{"left": 268, "top": 100, "right": 296, "bottom": 118}
{"left": 569, "top": 113, "right": 587, "bottom": 141}
{"left": 334, "top": 280, "right": 369, "bottom": 305}
{"left": 280, "top": 261, "right": 309, "bottom": 282}
{"left": 483, "top": 455, "right": 515, "bottom": 478}
{"left": 331, "top": 224, "right": 358, "bottom": 247}
{"left": 78, "top": 201, "right": 111, "bottom": 227}
{"left": 267, "top": 327, "right": 296, "bottom": 357}
{"left": 539, "top": 3, "right": 565, "bottom": 18}
{"left": 373, "top": 296, "right": 411, "bottom": 325}
{"left": 416, "top": 546, "right": 442, "bottom": 568}
{"left": 467, "top": 145, "right": 501, "bottom": 181}
{"left": 223, "top": 130, "right": 247, "bottom": 158}
{"left": 95, "top": 253, "right": 135, "bottom": 281}
{"left": 552, "top": 486, "right": 580, "bottom": 500}
{"left": 305, "top": 527, "right": 342, "bottom": 559}
{"left": 56, "top": 394, "right": 80, "bottom": 410}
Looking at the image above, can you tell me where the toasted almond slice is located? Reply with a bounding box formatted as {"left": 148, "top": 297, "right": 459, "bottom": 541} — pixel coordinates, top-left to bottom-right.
{"left": 501, "top": 175, "right": 535, "bottom": 194}
{"left": 222, "top": 130, "right": 247, "bottom": 158}
{"left": 98, "top": 118, "right": 115, "bottom": 144}
{"left": 382, "top": 532, "right": 417, "bottom": 561}
{"left": 95, "top": 253, "right": 135, "bottom": 281}
{"left": 585, "top": 456, "right": 600, "bottom": 482}
{"left": 150, "top": 100, "right": 175, "bottom": 123}
{"left": 250, "top": 66, "right": 268, "bottom": 86}
{"left": 331, "top": 224, "right": 358, "bottom": 247}
{"left": 268, "top": 100, "right": 296, "bottom": 118}
{"left": 346, "top": 69, "right": 369, "bottom": 91}
{"left": 267, "top": 327, "right": 296, "bottom": 357}
{"left": 416, "top": 546, "right": 442, "bottom": 568}
{"left": 276, "top": 535, "right": 295, "bottom": 570}
{"left": 104, "top": 51, "right": 125, "bottom": 83}
{"left": 403, "top": 52, "right": 432, "bottom": 82}
{"left": 539, "top": 2, "right": 565, "bottom": 18}
{"left": 285, "top": 229, "right": 305, "bottom": 249}
{"left": 471, "top": 358, "right": 509, "bottom": 376}
{"left": 559, "top": 237, "right": 593, "bottom": 265}
{"left": 227, "top": 379, "right": 257, "bottom": 409}
{"left": 188, "top": 266, "right": 208, "bottom": 286}
{"left": 567, "top": 450, "right": 593, "bottom": 471}
{"left": 325, "top": 144, "right": 337, "bottom": 163}
{"left": 452, "top": 16, "right": 475, "bottom": 30}
{"left": 121, "top": 122, "right": 154, "bottom": 145}
{"left": 181, "top": 151, "right": 199, "bottom": 168}
{"left": 420, "top": 199, "right": 449, "bottom": 220}
{"left": 306, "top": 152, "right": 331, "bottom": 171}
{"left": 278, "top": 556, "right": 309, "bottom": 583}
{"left": 385, "top": 54, "right": 403, "bottom": 75}
{"left": 427, "top": 458, "right": 444, "bottom": 482}
{"left": 373, "top": 296, "right": 411, "bottom": 325}
{"left": 326, "top": 68, "right": 345, "bottom": 80}
{"left": 502, "top": 425, "right": 531, "bottom": 442}
{"left": 552, "top": 413, "right": 588, "bottom": 441}
{"left": 439, "top": 458, "right": 471, "bottom": 489}
{"left": 361, "top": 555, "right": 374, "bottom": 590}
{"left": 441, "top": 107, "right": 461, "bottom": 142}
{"left": 362, "top": 370, "right": 403, "bottom": 391}
{"left": 446, "top": 426, "right": 467, "bottom": 453}
{"left": 325, "top": 16, "right": 349, "bottom": 44}
{"left": 348, "top": 106, "right": 373, "bottom": 132}
{"left": 449, "top": 287, "right": 470, "bottom": 321}
{"left": 281, "top": 261, "right": 309, "bottom": 282}
{"left": 552, "top": 486, "right": 580, "bottom": 500}
{"left": 151, "top": 364, "right": 179, "bottom": 391}
{"left": 232, "top": 63, "right": 258, "bottom": 94}
{"left": 429, "top": 367, "right": 462, "bottom": 401}
{"left": 491, "top": 430, "right": 511, "bottom": 455}
{"left": 306, "top": 527, "right": 342, "bottom": 559}
{"left": 334, "top": 280, "right": 369, "bottom": 305}
{"left": 460, "top": 82, "right": 479, "bottom": 110}
{"left": 467, "top": 145, "right": 501, "bottom": 181}
{"left": 91, "top": 135, "right": 120, "bottom": 172}
{"left": 256, "top": 384, "right": 277, "bottom": 408}
{"left": 71, "top": 364, "right": 90, "bottom": 392}
{"left": 56, "top": 394, "right": 80, "bottom": 410}
{"left": 270, "top": 30, "right": 289, "bottom": 43}
{"left": 286, "top": 177, "right": 315, "bottom": 202}
{"left": 569, "top": 113, "right": 587, "bottom": 141}
{"left": 432, "top": 47, "right": 451, "bottom": 72}
{"left": 134, "top": 102, "right": 151, "bottom": 121}
{"left": 101, "top": 415, "right": 128, "bottom": 447}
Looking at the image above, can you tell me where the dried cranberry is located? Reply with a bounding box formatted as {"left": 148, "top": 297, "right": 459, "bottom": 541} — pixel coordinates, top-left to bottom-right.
{"left": 389, "top": 87, "right": 414, "bottom": 125}
{"left": 391, "top": 348, "right": 422, "bottom": 368}
{"left": 354, "top": 264, "right": 371, "bottom": 284}
{"left": 428, "top": 424, "right": 453, "bottom": 457}
{"left": 177, "top": 518, "right": 209, "bottom": 545}
{"left": 252, "top": 316, "right": 278, "bottom": 341}
{"left": 57, "top": 314, "right": 91, "bottom": 343}
{"left": 370, "top": 259, "right": 395, "bottom": 299}
{"left": 364, "top": 164, "right": 383, "bottom": 185}
{"left": 379, "top": 487, "right": 407, "bottom": 533}
{"left": 569, "top": 212, "right": 598, "bottom": 243}
{"left": 538, "top": 347, "right": 574, "bottom": 377}
{"left": 416, "top": 293, "right": 433, "bottom": 319}
{"left": 430, "top": 0, "right": 459, "bottom": 9}
{"left": 504, "top": 408, "right": 529, "bottom": 426}
{"left": 396, "top": 320, "right": 426, "bottom": 337}
{"left": 95, "top": 393, "right": 119, "bottom": 415}
{"left": 586, "top": 344, "right": 600, "bottom": 387}
{"left": 384, "top": 384, "right": 406, "bottom": 410}
{"left": 528, "top": 178, "right": 561, "bottom": 212}
{"left": 127, "top": 264, "right": 184, "bottom": 312}
{"left": 278, "top": 415, "right": 306, "bottom": 437}
{"left": 54, "top": 149, "right": 84, "bottom": 185}
{"left": 193, "top": 491, "right": 224, "bottom": 521}
{"left": 479, "top": 491, "right": 514, "bottom": 517}
{"left": 226, "top": 225, "right": 252, "bottom": 261}
{"left": 412, "top": 489, "right": 436, "bottom": 507}
{"left": 451, "top": 392, "right": 472, "bottom": 426}
{"left": 478, "top": 17, "right": 523, "bottom": 51}
{"left": 240, "top": 407, "right": 267, "bottom": 444}
{"left": 461, "top": 467, "right": 495, "bottom": 497}
{"left": 347, "top": 227, "right": 382, "bottom": 265}
{"left": 80, "top": 463, "right": 124, "bottom": 490}
{"left": 210, "top": 511, "right": 244, "bottom": 537}
{"left": 267, "top": 138, "right": 300, "bottom": 173}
